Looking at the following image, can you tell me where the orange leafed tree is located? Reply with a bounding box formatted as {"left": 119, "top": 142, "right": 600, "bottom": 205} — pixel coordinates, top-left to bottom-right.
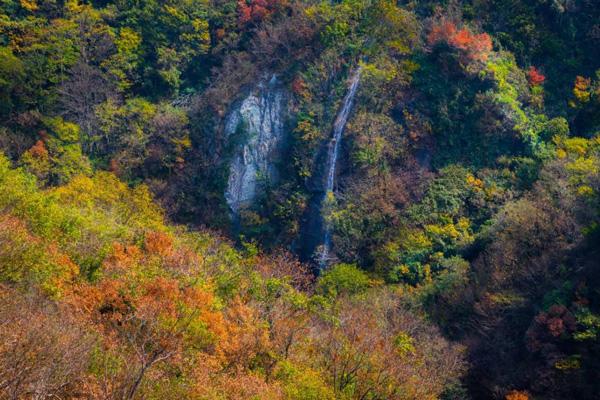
{"left": 573, "top": 75, "right": 592, "bottom": 104}
{"left": 506, "top": 390, "right": 529, "bottom": 400}
{"left": 427, "top": 20, "right": 492, "bottom": 63}
{"left": 82, "top": 274, "right": 225, "bottom": 399}
{"left": 144, "top": 231, "right": 174, "bottom": 256}
{"left": 28, "top": 139, "right": 49, "bottom": 158}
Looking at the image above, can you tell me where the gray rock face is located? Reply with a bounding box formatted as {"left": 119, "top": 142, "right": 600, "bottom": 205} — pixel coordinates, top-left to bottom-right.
{"left": 225, "top": 75, "right": 287, "bottom": 215}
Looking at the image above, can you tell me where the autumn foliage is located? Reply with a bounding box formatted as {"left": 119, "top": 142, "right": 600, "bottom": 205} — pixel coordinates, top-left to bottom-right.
{"left": 144, "top": 231, "right": 174, "bottom": 256}
{"left": 573, "top": 75, "right": 592, "bottom": 104}
{"left": 28, "top": 139, "right": 49, "bottom": 158}
{"left": 0, "top": 156, "right": 466, "bottom": 399}
{"left": 1, "top": 0, "right": 599, "bottom": 398}
{"left": 0, "top": 288, "right": 94, "bottom": 399}
{"left": 505, "top": 390, "right": 530, "bottom": 400}
{"left": 238, "top": 0, "right": 281, "bottom": 25}
{"left": 527, "top": 66, "right": 546, "bottom": 86}
{"left": 427, "top": 20, "right": 493, "bottom": 63}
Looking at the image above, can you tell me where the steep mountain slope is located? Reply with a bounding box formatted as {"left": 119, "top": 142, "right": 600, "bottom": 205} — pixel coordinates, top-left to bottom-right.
{"left": 0, "top": 0, "right": 599, "bottom": 399}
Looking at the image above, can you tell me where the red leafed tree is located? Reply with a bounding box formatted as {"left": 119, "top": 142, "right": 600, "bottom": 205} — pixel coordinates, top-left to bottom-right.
{"left": 238, "top": 0, "right": 252, "bottom": 24}
{"left": 427, "top": 21, "right": 457, "bottom": 45}
{"left": 427, "top": 20, "right": 492, "bottom": 63}
{"left": 237, "top": 0, "right": 280, "bottom": 25}
{"left": 527, "top": 66, "right": 546, "bottom": 86}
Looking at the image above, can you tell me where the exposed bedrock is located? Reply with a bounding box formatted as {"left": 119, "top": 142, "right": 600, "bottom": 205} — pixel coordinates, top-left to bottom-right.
{"left": 225, "top": 75, "right": 288, "bottom": 216}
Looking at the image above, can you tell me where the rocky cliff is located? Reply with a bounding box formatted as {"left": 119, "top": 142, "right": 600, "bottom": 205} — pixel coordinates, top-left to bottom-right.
{"left": 225, "top": 75, "right": 287, "bottom": 215}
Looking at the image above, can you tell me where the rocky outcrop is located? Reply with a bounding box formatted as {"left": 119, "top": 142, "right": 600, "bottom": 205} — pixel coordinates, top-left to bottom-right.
{"left": 225, "top": 75, "right": 287, "bottom": 215}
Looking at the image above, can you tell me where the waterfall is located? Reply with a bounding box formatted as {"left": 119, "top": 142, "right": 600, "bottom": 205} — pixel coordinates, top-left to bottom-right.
{"left": 317, "top": 67, "right": 362, "bottom": 269}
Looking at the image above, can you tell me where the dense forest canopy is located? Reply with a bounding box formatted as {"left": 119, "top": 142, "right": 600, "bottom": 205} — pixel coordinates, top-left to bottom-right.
{"left": 0, "top": 0, "right": 599, "bottom": 399}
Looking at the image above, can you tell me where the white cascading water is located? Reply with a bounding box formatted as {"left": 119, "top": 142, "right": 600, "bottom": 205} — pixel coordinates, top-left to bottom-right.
{"left": 318, "top": 67, "right": 362, "bottom": 269}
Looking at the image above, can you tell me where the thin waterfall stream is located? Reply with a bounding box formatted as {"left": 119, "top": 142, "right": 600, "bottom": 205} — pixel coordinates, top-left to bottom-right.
{"left": 317, "top": 67, "right": 362, "bottom": 269}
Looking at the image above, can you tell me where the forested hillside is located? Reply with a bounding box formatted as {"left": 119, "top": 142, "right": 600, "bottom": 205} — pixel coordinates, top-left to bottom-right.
{"left": 0, "top": 0, "right": 599, "bottom": 399}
